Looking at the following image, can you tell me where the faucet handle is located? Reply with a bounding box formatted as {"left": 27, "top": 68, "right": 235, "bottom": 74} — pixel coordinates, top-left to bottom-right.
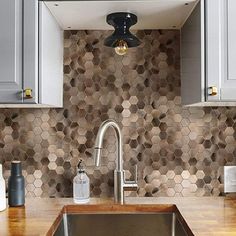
{"left": 123, "top": 165, "right": 138, "bottom": 191}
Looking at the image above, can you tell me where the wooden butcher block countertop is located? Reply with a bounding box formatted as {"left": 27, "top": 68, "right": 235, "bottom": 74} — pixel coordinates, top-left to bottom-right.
{"left": 0, "top": 197, "right": 236, "bottom": 236}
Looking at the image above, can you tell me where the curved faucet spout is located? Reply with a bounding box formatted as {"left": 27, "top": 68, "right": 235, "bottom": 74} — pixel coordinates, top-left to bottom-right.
{"left": 94, "top": 119, "right": 123, "bottom": 171}
{"left": 94, "top": 119, "right": 138, "bottom": 204}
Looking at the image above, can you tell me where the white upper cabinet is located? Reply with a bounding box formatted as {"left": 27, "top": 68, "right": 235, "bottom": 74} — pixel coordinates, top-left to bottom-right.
{"left": 182, "top": 0, "right": 236, "bottom": 105}
{"left": 0, "top": 0, "right": 63, "bottom": 107}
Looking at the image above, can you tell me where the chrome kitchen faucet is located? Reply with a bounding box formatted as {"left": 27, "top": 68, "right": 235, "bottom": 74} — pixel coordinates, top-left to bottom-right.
{"left": 94, "top": 119, "right": 138, "bottom": 204}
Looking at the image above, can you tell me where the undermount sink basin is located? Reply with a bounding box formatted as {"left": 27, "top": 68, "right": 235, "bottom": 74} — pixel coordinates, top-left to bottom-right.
{"left": 51, "top": 205, "right": 193, "bottom": 236}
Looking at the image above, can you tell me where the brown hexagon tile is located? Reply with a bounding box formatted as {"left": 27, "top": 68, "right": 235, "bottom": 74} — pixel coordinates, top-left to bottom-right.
{"left": 0, "top": 30, "right": 235, "bottom": 198}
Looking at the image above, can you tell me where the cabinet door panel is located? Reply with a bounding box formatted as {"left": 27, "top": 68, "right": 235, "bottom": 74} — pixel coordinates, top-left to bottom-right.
{"left": 0, "top": 0, "right": 23, "bottom": 103}
{"left": 227, "top": 0, "right": 236, "bottom": 81}
{"left": 220, "top": 0, "right": 236, "bottom": 100}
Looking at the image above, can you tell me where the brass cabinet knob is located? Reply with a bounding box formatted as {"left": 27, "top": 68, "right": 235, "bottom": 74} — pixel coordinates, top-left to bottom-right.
{"left": 24, "top": 88, "right": 33, "bottom": 99}
{"left": 208, "top": 86, "right": 218, "bottom": 96}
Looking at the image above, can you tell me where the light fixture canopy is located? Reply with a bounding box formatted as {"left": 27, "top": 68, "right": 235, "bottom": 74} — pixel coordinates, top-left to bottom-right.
{"left": 104, "top": 12, "right": 141, "bottom": 55}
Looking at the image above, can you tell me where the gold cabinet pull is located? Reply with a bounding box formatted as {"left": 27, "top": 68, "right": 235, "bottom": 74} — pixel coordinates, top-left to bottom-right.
{"left": 209, "top": 86, "right": 218, "bottom": 96}
{"left": 24, "top": 88, "right": 33, "bottom": 99}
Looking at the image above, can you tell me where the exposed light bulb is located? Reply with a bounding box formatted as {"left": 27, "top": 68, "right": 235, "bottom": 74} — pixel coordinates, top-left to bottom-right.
{"left": 115, "top": 40, "right": 128, "bottom": 55}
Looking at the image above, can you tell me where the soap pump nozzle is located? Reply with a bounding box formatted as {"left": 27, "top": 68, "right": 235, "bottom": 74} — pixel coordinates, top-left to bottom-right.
{"left": 77, "top": 159, "right": 85, "bottom": 173}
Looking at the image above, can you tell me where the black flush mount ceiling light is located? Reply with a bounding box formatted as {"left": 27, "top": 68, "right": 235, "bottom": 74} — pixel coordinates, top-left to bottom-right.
{"left": 104, "top": 12, "right": 141, "bottom": 55}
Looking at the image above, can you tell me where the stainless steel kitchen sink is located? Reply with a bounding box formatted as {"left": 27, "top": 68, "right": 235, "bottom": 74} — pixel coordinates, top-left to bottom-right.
{"left": 53, "top": 211, "right": 191, "bottom": 236}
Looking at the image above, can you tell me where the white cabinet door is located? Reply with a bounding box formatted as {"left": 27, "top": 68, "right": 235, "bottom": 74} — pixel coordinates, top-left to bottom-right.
{"left": 206, "top": 0, "right": 236, "bottom": 101}
{"left": 220, "top": 0, "right": 236, "bottom": 100}
{"left": 0, "top": 0, "right": 23, "bottom": 103}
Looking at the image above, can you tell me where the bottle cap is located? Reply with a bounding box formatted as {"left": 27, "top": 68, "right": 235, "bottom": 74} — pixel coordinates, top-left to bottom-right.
{"left": 77, "top": 159, "right": 85, "bottom": 173}
{"left": 11, "top": 161, "right": 22, "bottom": 176}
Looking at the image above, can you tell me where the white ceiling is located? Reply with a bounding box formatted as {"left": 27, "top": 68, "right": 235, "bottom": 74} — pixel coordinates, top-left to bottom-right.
{"left": 45, "top": 0, "right": 198, "bottom": 30}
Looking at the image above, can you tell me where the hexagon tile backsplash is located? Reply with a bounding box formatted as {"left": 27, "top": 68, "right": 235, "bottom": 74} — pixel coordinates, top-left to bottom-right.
{"left": 0, "top": 30, "right": 236, "bottom": 198}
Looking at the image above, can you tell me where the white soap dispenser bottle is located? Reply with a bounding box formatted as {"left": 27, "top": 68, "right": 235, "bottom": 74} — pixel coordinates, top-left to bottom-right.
{"left": 0, "top": 164, "right": 6, "bottom": 211}
{"left": 73, "top": 159, "right": 90, "bottom": 204}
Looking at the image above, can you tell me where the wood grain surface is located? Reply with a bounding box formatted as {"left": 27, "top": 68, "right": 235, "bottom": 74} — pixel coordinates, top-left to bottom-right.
{"left": 0, "top": 197, "right": 236, "bottom": 236}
